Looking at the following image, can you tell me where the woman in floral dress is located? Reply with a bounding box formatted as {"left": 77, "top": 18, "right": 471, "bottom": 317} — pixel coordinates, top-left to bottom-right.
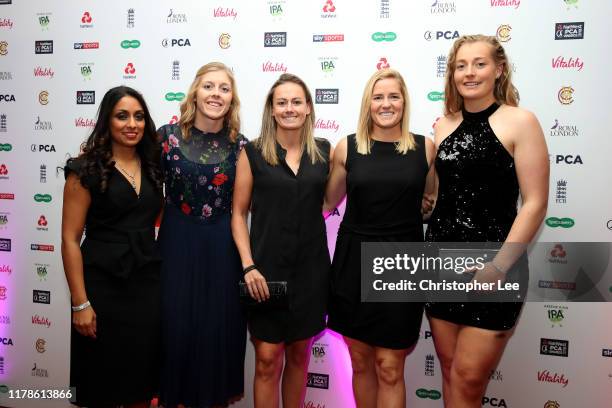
{"left": 157, "top": 62, "right": 248, "bottom": 408}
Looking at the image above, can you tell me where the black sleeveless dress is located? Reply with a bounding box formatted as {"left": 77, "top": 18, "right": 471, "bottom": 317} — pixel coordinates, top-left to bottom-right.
{"left": 65, "top": 158, "right": 162, "bottom": 407}
{"left": 244, "top": 139, "right": 331, "bottom": 343}
{"left": 425, "top": 103, "right": 526, "bottom": 330}
{"left": 327, "top": 134, "right": 428, "bottom": 349}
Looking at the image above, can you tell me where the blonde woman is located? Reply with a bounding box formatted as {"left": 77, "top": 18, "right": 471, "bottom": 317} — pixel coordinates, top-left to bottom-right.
{"left": 325, "top": 68, "right": 435, "bottom": 407}
{"left": 425, "top": 35, "right": 548, "bottom": 407}
{"left": 232, "top": 73, "right": 331, "bottom": 408}
{"left": 157, "top": 62, "right": 248, "bottom": 407}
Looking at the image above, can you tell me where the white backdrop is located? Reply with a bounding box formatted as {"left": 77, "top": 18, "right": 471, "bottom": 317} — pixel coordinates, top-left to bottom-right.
{"left": 0, "top": 1, "right": 611, "bottom": 407}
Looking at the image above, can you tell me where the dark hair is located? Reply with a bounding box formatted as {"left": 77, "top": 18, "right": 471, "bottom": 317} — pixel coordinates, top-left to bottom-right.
{"left": 66, "top": 86, "right": 163, "bottom": 193}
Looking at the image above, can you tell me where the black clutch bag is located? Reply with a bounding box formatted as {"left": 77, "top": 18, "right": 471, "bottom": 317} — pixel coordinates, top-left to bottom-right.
{"left": 239, "top": 281, "right": 288, "bottom": 308}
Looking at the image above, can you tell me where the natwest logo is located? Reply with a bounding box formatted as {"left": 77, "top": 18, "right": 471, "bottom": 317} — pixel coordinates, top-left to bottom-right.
{"left": 262, "top": 61, "right": 287, "bottom": 73}
{"left": 37, "top": 215, "right": 48, "bottom": 231}
{"left": 75, "top": 117, "right": 96, "bottom": 128}
{"left": 213, "top": 7, "right": 237, "bottom": 19}
{"left": 321, "top": 0, "right": 337, "bottom": 18}
{"left": 123, "top": 63, "right": 136, "bottom": 79}
{"left": 537, "top": 370, "right": 569, "bottom": 387}
{"left": 74, "top": 42, "right": 99, "bottom": 50}
{"left": 32, "top": 315, "right": 51, "bottom": 328}
{"left": 548, "top": 244, "right": 567, "bottom": 264}
{"left": 552, "top": 56, "right": 583, "bottom": 71}
{"left": 33, "top": 67, "right": 54, "bottom": 78}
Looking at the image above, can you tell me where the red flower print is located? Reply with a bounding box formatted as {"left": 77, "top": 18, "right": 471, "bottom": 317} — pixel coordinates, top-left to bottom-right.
{"left": 162, "top": 141, "right": 170, "bottom": 153}
{"left": 180, "top": 202, "right": 191, "bottom": 215}
{"left": 212, "top": 173, "right": 228, "bottom": 186}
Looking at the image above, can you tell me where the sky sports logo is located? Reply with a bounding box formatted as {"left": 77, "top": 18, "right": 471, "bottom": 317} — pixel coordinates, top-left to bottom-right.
{"left": 35, "top": 40, "right": 53, "bottom": 54}
{"left": 603, "top": 349, "right": 612, "bottom": 357}
{"left": 76, "top": 91, "right": 95, "bottom": 104}
{"left": 315, "top": 88, "right": 339, "bottom": 104}
{"left": 313, "top": 34, "right": 344, "bottom": 42}
{"left": 31, "top": 244, "right": 54, "bottom": 252}
{"left": 74, "top": 42, "right": 99, "bottom": 49}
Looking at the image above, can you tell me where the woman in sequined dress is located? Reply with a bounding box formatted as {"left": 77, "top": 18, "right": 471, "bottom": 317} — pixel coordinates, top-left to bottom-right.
{"left": 157, "top": 62, "right": 248, "bottom": 408}
{"left": 425, "top": 35, "right": 549, "bottom": 407}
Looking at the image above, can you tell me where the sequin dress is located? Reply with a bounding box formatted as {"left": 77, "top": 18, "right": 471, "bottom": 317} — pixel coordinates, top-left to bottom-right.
{"left": 425, "top": 103, "right": 526, "bottom": 330}
{"left": 157, "top": 124, "right": 248, "bottom": 407}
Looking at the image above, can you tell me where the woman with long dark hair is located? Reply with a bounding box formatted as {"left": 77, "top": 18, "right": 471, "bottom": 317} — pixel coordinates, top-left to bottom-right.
{"left": 232, "top": 73, "right": 331, "bottom": 408}
{"left": 157, "top": 62, "right": 248, "bottom": 407}
{"left": 425, "top": 35, "right": 548, "bottom": 407}
{"left": 61, "top": 85, "right": 163, "bottom": 407}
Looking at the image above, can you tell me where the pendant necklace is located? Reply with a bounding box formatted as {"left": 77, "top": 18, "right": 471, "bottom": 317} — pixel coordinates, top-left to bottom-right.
{"left": 114, "top": 158, "right": 140, "bottom": 193}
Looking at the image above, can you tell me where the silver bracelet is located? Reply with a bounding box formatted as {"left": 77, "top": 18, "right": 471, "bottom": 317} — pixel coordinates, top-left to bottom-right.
{"left": 71, "top": 300, "right": 91, "bottom": 312}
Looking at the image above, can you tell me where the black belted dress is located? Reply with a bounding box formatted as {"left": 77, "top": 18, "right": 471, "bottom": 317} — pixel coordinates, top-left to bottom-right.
{"left": 65, "top": 158, "right": 162, "bottom": 407}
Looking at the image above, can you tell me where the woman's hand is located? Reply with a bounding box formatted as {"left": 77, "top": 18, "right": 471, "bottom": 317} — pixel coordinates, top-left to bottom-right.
{"left": 244, "top": 269, "right": 270, "bottom": 302}
{"left": 471, "top": 262, "right": 506, "bottom": 290}
{"left": 72, "top": 306, "right": 97, "bottom": 339}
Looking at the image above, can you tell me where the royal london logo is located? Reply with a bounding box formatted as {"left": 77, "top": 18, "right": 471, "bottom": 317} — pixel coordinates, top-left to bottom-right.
{"left": 558, "top": 86, "right": 574, "bottom": 104}
{"left": 32, "top": 363, "right": 48, "bottom": 378}
{"left": 166, "top": 9, "right": 187, "bottom": 23}
{"left": 496, "top": 24, "right": 512, "bottom": 42}
{"left": 550, "top": 119, "right": 578, "bottom": 137}
{"left": 35, "top": 116, "right": 52, "bottom": 130}
{"left": 430, "top": 0, "right": 456, "bottom": 14}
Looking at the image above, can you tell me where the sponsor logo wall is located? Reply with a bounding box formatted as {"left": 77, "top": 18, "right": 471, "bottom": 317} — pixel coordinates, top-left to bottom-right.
{"left": 0, "top": 1, "right": 609, "bottom": 408}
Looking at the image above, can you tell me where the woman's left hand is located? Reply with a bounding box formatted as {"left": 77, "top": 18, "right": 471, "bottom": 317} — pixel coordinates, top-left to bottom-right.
{"left": 471, "top": 262, "right": 506, "bottom": 290}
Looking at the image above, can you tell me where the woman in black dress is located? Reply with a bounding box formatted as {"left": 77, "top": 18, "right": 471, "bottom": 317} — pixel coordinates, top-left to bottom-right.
{"left": 425, "top": 35, "right": 548, "bottom": 407}
{"left": 61, "top": 86, "right": 163, "bottom": 407}
{"left": 325, "top": 68, "right": 435, "bottom": 408}
{"left": 232, "top": 73, "right": 330, "bottom": 408}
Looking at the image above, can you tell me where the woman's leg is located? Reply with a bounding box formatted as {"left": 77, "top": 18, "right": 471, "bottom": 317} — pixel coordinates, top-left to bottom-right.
{"left": 253, "top": 338, "right": 285, "bottom": 408}
{"left": 449, "top": 326, "right": 513, "bottom": 408}
{"left": 373, "top": 347, "right": 409, "bottom": 408}
{"left": 344, "top": 336, "right": 377, "bottom": 408}
{"left": 429, "top": 317, "right": 461, "bottom": 406}
{"left": 281, "top": 338, "right": 313, "bottom": 408}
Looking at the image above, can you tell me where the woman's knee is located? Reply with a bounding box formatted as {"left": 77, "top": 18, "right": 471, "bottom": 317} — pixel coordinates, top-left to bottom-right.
{"left": 375, "top": 357, "right": 404, "bottom": 387}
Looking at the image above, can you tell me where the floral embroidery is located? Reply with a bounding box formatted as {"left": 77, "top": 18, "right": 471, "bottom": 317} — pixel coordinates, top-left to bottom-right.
{"left": 212, "top": 173, "right": 228, "bottom": 186}
{"left": 202, "top": 204, "right": 212, "bottom": 217}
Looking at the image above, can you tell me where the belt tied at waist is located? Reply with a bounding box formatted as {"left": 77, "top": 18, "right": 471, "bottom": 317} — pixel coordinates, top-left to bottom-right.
{"left": 82, "top": 226, "right": 160, "bottom": 279}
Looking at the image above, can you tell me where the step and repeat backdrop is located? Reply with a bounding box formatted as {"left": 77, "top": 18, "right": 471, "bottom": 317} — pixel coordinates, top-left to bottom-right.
{"left": 1, "top": 0, "right": 611, "bottom": 407}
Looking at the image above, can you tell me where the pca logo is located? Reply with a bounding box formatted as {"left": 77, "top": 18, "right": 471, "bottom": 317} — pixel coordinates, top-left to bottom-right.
{"left": 306, "top": 372, "right": 329, "bottom": 389}
{"left": 264, "top": 32, "right": 287, "bottom": 47}
{"left": 38, "top": 91, "right": 49, "bottom": 105}
{"left": 540, "top": 338, "right": 569, "bottom": 357}
{"left": 315, "top": 88, "right": 339, "bottom": 104}
{"left": 496, "top": 24, "right": 512, "bottom": 42}
{"left": 34, "top": 40, "right": 53, "bottom": 54}
{"left": 120, "top": 39, "right": 140, "bottom": 49}
{"left": 35, "top": 338, "right": 46, "bottom": 353}
{"left": 33, "top": 289, "right": 50, "bottom": 304}
{"left": 0, "top": 337, "right": 13, "bottom": 346}
{"left": 558, "top": 86, "right": 574, "bottom": 104}
{"left": 482, "top": 397, "right": 508, "bottom": 407}
{"left": 0, "top": 41, "right": 6, "bottom": 55}
{"left": 555, "top": 22, "right": 584, "bottom": 40}
{"left": 0, "top": 94, "right": 14, "bottom": 102}
{"left": 76, "top": 91, "right": 95, "bottom": 104}
{"left": 31, "top": 144, "right": 56, "bottom": 152}
{"left": 424, "top": 30, "right": 459, "bottom": 41}
{"left": 162, "top": 38, "right": 191, "bottom": 47}
{"left": 218, "top": 33, "right": 231, "bottom": 49}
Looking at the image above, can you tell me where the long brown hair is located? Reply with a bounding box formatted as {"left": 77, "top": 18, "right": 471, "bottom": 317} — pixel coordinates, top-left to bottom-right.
{"left": 254, "top": 73, "right": 324, "bottom": 165}
{"left": 444, "top": 34, "right": 518, "bottom": 115}
{"left": 178, "top": 62, "right": 241, "bottom": 142}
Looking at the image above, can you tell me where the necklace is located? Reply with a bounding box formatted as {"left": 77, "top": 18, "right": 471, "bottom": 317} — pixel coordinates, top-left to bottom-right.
{"left": 114, "top": 158, "right": 140, "bottom": 191}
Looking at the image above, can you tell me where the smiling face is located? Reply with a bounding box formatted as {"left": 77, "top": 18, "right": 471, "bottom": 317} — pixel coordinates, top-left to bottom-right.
{"left": 271, "top": 82, "right": 311, "bottom": 131}
{"left": 194, "top": 70, "right": 233, "bottom": 123}
{"left": 370, "top": 77, "right": 404, "bottom": 132}
{"left": 453, "top": 41, "right": 502, "bottom": 103}
{"left": 109, "top": 95, "right": 145, "bottom": 148}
